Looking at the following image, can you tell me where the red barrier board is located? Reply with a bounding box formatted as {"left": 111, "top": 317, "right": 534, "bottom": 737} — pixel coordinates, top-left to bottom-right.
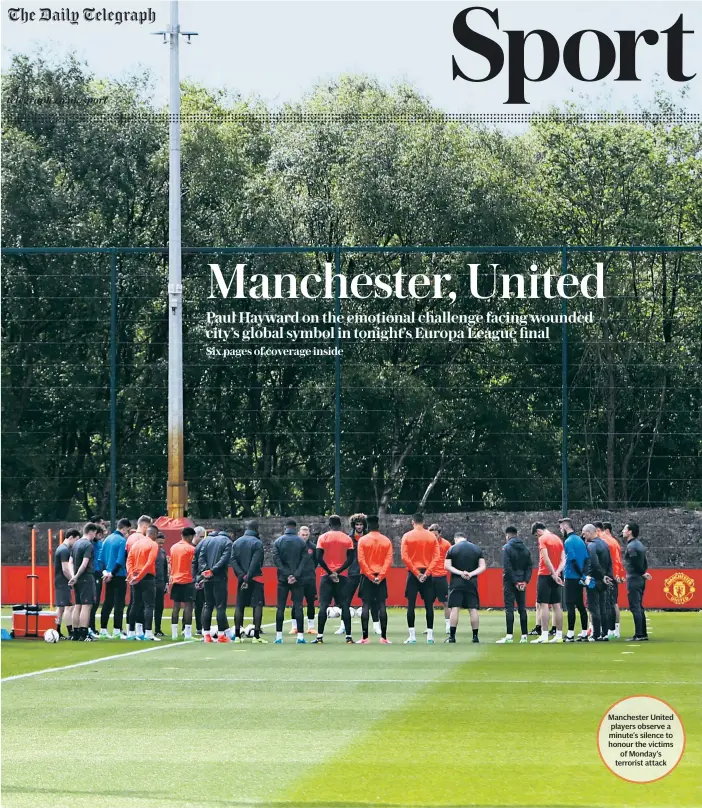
{"left": 2, "top": 565, "right": 699, "bottom": 609}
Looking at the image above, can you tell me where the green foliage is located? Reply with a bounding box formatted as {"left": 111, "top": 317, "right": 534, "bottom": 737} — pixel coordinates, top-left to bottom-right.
{"left": 2, "top": 56, "right": 701, "bottom": 519}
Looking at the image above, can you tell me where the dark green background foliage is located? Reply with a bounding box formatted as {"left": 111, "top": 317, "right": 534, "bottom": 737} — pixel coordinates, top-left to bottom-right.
{"left": 2, "top": 56, "right": 701, "bottom": 520}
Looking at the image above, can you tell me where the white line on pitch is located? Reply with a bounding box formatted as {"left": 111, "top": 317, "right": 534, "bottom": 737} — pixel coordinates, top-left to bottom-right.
{"left": 2, "top": 621, "right": 279, "bottom": 682}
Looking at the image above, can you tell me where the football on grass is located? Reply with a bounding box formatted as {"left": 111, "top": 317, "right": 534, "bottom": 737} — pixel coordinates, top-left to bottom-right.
{"left": 43, "top": 629, "right": 59, "bottom": 643}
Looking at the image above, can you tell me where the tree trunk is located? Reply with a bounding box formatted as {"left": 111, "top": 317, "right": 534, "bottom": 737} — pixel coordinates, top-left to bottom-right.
{"left": 418, "top": 451, "right": 445, "bottom": 511}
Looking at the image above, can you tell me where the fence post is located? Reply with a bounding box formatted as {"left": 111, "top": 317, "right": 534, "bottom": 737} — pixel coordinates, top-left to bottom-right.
{"left": 110, "top": 249, "right": 118, "bottom": 530}
{"left": 334, "top": 246, "right": 342, "bottom": 513}
{"left": 561, "top": 246, "right": 569, "bottom": 516}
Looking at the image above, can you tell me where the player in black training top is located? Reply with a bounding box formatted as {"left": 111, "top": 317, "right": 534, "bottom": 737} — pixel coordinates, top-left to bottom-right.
{"left": 69, "top": 522, "right": 99, "bottom": 641}
{"left": 53, "top": 529, "right": 80, "bottom": 639}
{"left": 231, "top": 520, "right": 267, "bottom": 642}
{"left": 581, "top": 524, "right": 614, "bottom": 642}
{"left": 154, "top": 532, "right": 168, "bottom": 637}
{"left": 444, "top": 532, "right": 486, "bottom": 644}
{"left": 496, "top": 526, "right": 533, "bottom": 644}
{"left": 272, "top": 519, "right": 308, "bottom": 644}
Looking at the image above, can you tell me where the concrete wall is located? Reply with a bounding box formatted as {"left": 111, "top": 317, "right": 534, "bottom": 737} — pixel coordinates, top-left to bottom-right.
{"left": 2, "top": 508, "right": 700, "bottom": 567}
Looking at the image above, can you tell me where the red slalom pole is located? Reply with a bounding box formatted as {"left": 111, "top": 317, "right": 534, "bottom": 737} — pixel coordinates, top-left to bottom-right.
{"left": 48, "top": 529, "right": 54, "bottom": 610}
{"left": 31, "top": 528, "right": 37, "bottom": 605}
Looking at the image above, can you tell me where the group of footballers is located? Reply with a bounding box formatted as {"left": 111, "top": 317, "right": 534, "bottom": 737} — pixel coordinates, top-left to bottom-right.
{"left": 51, "top": 511, "right": 651, "bottom": 645}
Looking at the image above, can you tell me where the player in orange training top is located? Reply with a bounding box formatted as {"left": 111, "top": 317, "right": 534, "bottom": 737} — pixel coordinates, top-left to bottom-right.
{"left": 356, "top": 515, "right": 394, "bottom": 644}
{"left": 169, "top": 526, "right": 196, "bottom": 640}
{"left": 126, "top": 524, "right": 160, "bottom": 641}
{"left": 530, "top": 522, "right": 565, "bottom": 644}
{"left": 429, "top": 524, "right": 452, "bottom": 635}
{"left": 313, "top": 515, "right": 354, "bottom": 644}
{"left": 401, "top": 513, "right": 440, "bottom": 644}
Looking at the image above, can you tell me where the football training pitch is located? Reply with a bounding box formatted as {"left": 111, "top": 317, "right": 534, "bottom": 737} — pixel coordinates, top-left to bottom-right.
{"left": 1, "top": 610, "right": 700, "bottom": 808}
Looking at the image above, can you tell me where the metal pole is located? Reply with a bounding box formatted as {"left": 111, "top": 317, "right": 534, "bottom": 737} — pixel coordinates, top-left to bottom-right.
{"left": 166, "top": 0, "right": 187, "bottom": 519}
{"left": 110, "top": 250, "right": 118, "bottom": 530}
{"left": 561, "top": 246, "right": 569, "bottom": 516}
{"left": 334, "top": 247, "right": 341, "bottom": 513}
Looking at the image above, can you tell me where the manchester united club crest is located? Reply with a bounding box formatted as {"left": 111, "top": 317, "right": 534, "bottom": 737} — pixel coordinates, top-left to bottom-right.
{"left": 663, "top": 572, "right": 695, "bottom": 606}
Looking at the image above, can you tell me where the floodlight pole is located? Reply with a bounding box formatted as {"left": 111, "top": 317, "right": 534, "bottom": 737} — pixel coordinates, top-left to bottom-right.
{"left": 154, "top": 1, "right": 198, "bottom": 518}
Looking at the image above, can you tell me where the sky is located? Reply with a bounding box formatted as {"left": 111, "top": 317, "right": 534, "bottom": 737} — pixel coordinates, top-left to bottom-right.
{"left": 2, "top": 0, "right": 701, "bottom": 114}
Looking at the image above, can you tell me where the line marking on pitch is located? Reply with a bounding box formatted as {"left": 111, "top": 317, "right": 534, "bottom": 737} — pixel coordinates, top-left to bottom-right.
{"left": 2, "top": 621, "right": 278, "bottom": 682}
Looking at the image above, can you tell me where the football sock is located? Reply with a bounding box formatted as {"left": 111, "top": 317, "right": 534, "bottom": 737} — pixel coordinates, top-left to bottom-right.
{"left": 427, "top": 628, "right": 434, "bottom": 641}
{"left": 408, "top": 627, "right": 416, "bottom": 640}
{"left": 276, "top": 631, "right": 283, "bottom": 641}
{"left": 184, "top": 625, "right": 192, "bottom": 638}
{"left": 505, "top": 634, "right": 513, "bottom": 640}
{"left": 307, "top": 618, "right": 315, "bottom": 629}
{"left": 145, "top": 629, "right": 154, "bottom": 639}
{"left": 136, "top": 623, "right": 144, "bottom": 636}
{"left": 450, "top": 625, "right": 457, "bottom": 639}
{"left": 567, "top": 630, "right": 574, "bottom": 638}
{"left": 555, "top": 630, "right": 563, "bottom": 639}
{"left": 171, "top": 625, "right": 179, "bottom": 639}
{"left": 472, "top": 628, "right": 479, "bottom": 640}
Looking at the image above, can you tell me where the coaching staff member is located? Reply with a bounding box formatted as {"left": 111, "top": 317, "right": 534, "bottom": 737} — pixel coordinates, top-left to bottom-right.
{"left": 290, "top": 525, "right": 318, "bottom": 635}
{"left": 623, "top": 522, "right": 651, "bottom": 641}
{"left": 444, "top": 532, "right": 486, "bottom": 643}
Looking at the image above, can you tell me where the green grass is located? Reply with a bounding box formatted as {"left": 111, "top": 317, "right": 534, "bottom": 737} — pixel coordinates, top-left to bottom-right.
{"left": 1, "top": 610, "right": 700, "bottom": 808}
